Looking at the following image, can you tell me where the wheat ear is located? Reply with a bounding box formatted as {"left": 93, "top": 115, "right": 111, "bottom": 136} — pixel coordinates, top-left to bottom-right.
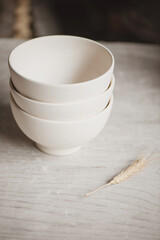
{"left": 85, "top": 157, "right": 148, "bottom": 197}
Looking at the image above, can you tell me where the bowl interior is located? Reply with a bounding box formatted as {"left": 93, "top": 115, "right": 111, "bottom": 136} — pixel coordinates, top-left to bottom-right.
{"left": 9, "top": 36, "right": 113, "bottom": 85}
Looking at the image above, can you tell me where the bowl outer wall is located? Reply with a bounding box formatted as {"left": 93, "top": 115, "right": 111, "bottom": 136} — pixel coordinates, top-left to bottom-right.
{"left": 10, "top": 94, "right": 113, "bottom": 149}
{"left": 10, "top": 75, "right": 115, "bottom": 121}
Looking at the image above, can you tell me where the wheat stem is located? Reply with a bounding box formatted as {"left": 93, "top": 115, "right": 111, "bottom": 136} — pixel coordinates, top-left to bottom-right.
{"left": 85, "top": 182, "right": 112, "bottom": 197}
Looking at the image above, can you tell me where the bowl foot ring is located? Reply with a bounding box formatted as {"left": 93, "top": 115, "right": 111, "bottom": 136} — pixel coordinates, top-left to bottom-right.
{"left": 35, "top": 143, "right": 81, "bottom": 156}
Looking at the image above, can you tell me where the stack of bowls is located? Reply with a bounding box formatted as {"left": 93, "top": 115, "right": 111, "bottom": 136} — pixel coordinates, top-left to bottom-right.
{"left": 9, "top": 36, "right": 115, "bottom": 156}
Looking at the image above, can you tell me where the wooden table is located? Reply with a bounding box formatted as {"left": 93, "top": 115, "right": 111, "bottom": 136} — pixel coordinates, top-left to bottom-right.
{"left": 0, "top": 39, "right": 160, "bottom": 240}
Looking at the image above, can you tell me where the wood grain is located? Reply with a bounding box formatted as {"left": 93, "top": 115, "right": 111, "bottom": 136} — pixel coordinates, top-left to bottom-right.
{"left": 0, "top": 39, "right": 160, "bottom": 240}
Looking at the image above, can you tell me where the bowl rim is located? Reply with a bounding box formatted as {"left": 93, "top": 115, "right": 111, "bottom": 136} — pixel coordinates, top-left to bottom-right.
{"left": 10, "top": 75, "right": 115, "bottom": 106}
{"left": 8, "top": 35, "right": 114, "bottom": 88}
{"left": 10, "top": 93, "right": 113, "bottom": 123}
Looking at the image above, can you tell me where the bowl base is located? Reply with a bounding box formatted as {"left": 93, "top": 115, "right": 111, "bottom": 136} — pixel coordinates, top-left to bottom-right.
{"left": 35, "top": 143, "right": 81, "bottom": 156}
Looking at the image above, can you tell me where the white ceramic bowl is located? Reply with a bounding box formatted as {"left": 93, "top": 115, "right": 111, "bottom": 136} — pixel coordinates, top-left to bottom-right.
{"left": 10, "top": 75, "right": 115, "bottom": 121}
{"left": 10, "top": 94, "right": 113, "bottom": 156}
{"left": 9, "top": 35, "right": 114, "bottom": 103}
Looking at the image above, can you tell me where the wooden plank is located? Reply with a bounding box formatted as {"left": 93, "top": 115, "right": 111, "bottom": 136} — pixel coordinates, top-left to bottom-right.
{"left": 0, "top": 39, "right": 160, "bottom": 240}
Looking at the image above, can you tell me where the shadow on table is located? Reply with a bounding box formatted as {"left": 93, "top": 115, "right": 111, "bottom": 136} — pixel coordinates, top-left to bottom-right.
{"left": 0, "top": 103, "right": 33, "bottom": 148}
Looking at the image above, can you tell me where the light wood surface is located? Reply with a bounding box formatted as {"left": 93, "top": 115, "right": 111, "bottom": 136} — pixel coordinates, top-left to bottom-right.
{"left": 0, "top": 39, "right": 160, "bottom": 240}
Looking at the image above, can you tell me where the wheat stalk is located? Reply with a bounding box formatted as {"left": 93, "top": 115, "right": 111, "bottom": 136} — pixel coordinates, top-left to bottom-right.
{"left": 13, "top": 0, "right": 32, "bottom": 39}
{"left": 85, "top": 155, "right": 150, "bottom": 197}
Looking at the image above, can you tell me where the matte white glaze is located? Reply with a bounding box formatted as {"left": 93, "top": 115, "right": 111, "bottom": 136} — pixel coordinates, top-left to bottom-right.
{"left": 10, "top": 75, "right": 115, "bottom": 121}
{"left": 10, "top": 94, "right": 113, "bottom": 156}
{"left": 9, "top": 35, "right": 114, "bottom": 103}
